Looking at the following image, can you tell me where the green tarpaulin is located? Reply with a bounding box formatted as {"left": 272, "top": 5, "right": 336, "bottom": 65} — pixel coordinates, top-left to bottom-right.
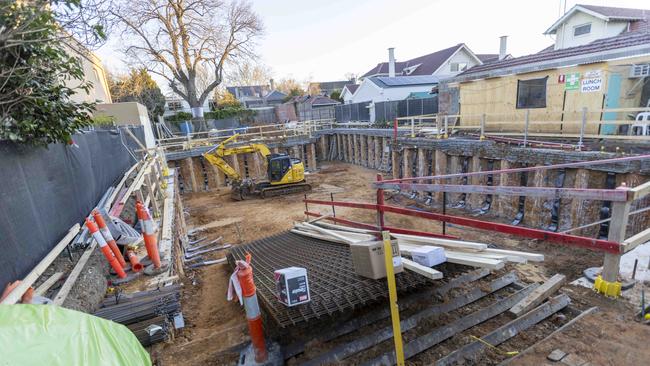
{"left": 0, "top": 305, "right": 151, "bottom": 366}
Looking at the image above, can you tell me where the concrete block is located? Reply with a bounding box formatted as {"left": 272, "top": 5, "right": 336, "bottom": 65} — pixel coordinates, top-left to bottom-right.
{"left": 547, "top": 349, "right": 567, "bottom": 362}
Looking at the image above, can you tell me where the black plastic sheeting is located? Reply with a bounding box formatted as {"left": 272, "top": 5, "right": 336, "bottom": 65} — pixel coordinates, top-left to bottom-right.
{"left": 548, "top": 169, "right": 566, "bottom": 232}
{"left": 0, "top": 127, "right": 143, "bottom": 288}
{"left": 598, "top": 172, "right": 617, "bottom": 239}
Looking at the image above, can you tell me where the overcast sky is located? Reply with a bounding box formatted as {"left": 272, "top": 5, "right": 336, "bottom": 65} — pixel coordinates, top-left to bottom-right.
{"left": 97, "top": 0, "right": 650, "bottom": 87}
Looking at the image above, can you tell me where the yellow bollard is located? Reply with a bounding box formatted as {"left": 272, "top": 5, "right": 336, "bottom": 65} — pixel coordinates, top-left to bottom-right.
{"left": 382, "top": 231, "right": 405, "bottom": 366}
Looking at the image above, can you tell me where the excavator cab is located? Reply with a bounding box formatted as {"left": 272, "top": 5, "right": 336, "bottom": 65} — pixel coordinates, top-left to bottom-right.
{"left": 267, "top": 154, "right": 305, "bottom": 185}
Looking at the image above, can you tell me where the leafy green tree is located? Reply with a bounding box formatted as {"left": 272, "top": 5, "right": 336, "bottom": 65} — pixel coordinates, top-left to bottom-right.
{"left": 0, "top": 0, "right": 110, "bottom": 146}
{"left": 109, "top": 68, "right": 166, "bottom": 120}
{"left": 330, "top": 90, "right": 343, "bottom": 102}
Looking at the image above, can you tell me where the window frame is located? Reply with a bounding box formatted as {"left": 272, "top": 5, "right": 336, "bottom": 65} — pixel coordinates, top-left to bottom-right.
{"left": 573, "top": 23, "right": 592, "bottom": 37}
{"left": 515, "top": 76, "right": 548, "bottom": 109}
{"left": 450, "top": 62, "right": 468, "bottom": 72}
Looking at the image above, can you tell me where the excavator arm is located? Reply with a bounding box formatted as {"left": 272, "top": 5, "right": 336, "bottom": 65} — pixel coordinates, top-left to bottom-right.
{"left": 202, "top": 134, "right": 272, "bottom": 182}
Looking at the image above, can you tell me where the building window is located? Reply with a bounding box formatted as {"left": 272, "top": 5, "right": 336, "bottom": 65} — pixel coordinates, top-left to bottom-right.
{"left": 450, "top": 62, "right": 468, "bottom": 72}
{"left": 516, "top": 77, "right": 547, "bottom": 109}
{"left": 168, "top": 101, "right": 182, "bottom": 111}
{"left": 574, "top": 23, "right": 591, "bottom": 36}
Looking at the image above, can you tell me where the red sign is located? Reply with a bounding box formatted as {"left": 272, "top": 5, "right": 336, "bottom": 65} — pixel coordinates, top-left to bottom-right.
{"left": 558, "top": 74, "right": 565, "bottom": 83}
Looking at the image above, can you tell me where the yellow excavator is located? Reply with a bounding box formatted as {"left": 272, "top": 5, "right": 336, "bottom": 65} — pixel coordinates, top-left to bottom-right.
{"left": 203, "top": 133, "right": 311, "bottom": 200}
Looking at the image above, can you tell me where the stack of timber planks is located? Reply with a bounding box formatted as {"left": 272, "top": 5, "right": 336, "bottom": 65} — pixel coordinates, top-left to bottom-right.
{"left": 291, "top": 219, "right": 544, "bottom": 281}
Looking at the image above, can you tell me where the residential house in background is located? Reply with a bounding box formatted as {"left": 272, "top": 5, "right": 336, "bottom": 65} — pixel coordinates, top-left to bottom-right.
{"left": 350, "top": 75, "right": 438, "bottom": 105}
{"left": 64, "top": 38, "right": 112, "bottom": 104}
{"left": 163, "top": 96, "right": 212, "bottom": 118}
{"left": 360, "top": 44, "right": 494, "bottom": 81}
{"left": 544, "top": 4, "right": 650, "bottom": 50}
{"left": 340, "top": 84, "right": 359, "bottom": 104}
{"left": 286, "top": 95, "right": 340, "bottom": 121}
{"left": 446, "top": 28, "right": 650, "bottom": 135}
{"left": 308, "top": 79, "right": 354, "bottom": 96}
{"left": 226, "top": 85, "right": 271, "bottom": 108}
{"left": 346, "top": 43, "right": 509, "bottom": 107}
{"left": 263, "top": 90, "right": 288, "bottom": 106}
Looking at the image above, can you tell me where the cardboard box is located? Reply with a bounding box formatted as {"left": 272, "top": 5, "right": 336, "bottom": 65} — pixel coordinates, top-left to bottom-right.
{"left": 274, "top": 267, "right": 311, "bottom": 307}
{"left": 410, "top": 245, "right": 446, "bottom": 267}
{"left": 350, "top": 240, "right": 403, "bottom": 280}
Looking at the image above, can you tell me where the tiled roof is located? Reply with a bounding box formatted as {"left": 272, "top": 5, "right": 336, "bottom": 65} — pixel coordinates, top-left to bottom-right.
{"left": 286, "top": 95, "right": 340, "bottom": 106}
{"left": 264, "top": 90, "right": 287, "bottom": 101}
{"left": 310, "top": 81, "right": 349, "bottom": 91}
{"left": 369, "top": 75, "right": 439, "bottom": 88}
{"left": 476, "top": 54, "right": 500, "bottom": 63}
{"left": 362, "top": 44, "right": 464, "bottom": 77}
{"left": 226, "top": 85, "right": 268, "bottom": 98}
{"left": 309, "top": 95, "right": 340, "bottom": 106}
{"left": 579, "top": 4, "right": 650, "bottom": 20}
{"left": 456, "top": 31, "right": 650, "bottom": 81}
{"left": 343, "top": 84, "right": 359, "bottom": 94}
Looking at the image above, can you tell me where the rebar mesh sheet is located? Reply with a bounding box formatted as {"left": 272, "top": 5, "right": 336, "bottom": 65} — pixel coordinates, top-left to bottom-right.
{"left": 228, "top": 231, "right": 428, "bottom": 327}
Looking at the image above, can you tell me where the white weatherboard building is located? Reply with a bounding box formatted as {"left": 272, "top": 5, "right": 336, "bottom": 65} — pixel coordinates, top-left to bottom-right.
{"left": 544, "top": 4, "right": 650, "bottom": 50}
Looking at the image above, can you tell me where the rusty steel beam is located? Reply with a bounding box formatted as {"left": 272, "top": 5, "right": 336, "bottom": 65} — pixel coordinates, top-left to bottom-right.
{"left": 373, "top": 182, "right": 630, "bottom": 202}
{"left": 303, "top": 199, "right": 622, "bottom": 253}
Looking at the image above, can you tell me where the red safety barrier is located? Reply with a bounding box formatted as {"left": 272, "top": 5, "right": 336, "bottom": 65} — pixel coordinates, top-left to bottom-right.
{"left": 85, "top": 219, "right": 126, "bottom": 278}
{"left": 92, "top": 210, "right": 126, "bottom": 268}
{"left": 125, "top": 249, "right": 144, "bottom": 272}
{"left": 136, "top": 201, "right": 161, "bottom": 268}
{"left": 303, "top": 198, "right": 621, "bottom": 253}
{"left": 237, "top": 253, "right": 267, "bottom": 363}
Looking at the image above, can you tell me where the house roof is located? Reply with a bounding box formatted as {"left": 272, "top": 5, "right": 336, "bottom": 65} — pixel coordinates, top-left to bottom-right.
{"left": 310, "top": 80, "right": 349, "bottom": 91}
{"left": 309, "top": 95, "right": 340, "bottom": 106}
{"left": 362, "top": 44, "right": 468, "bottom": 77}
{"left": 342, "top": 84, "right": 359, "bottom": 95}
{"left": 545, "top": 4, "right": 650, "bottom": 34}
{"left": 225, "top": 85, "right": 268, "bottom": 98}
{"left": 476, "top": 54, "right": 500, "bottom": 63}
{"left": 369, "top": 75, "right": 439, "bottom": 88}
{"left": 455, "top": 31, "right": 650, "bottom": 82}
{"left": 286, "top": 95, "right": 340, "bottom": 106}
{"left": 264, "top": 90, "right": 287, "bottom": 101}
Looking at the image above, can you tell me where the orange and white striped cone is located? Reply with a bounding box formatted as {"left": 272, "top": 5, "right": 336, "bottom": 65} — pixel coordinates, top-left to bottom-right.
{"left": 136, "top": 201, "right": 167, "bottom": 275}
{"left": 236, "top": 255, "right": 267, "bottom": 363}
{"left": 92, "top": 210, "right": 127, "bottom": 268}
{"left": 85, "top": 218, "right": 126, "bottom": 279}
{"left": 125, "top": 247, "right": 144, "bottom": 272}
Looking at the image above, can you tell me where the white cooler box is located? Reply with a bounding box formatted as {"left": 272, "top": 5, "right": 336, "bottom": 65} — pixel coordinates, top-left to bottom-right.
{"left": 274, "top": 267, "right": 311, "bottom": 307}
{"left": 410, "top": 245, "right": 446, "bottom": 267}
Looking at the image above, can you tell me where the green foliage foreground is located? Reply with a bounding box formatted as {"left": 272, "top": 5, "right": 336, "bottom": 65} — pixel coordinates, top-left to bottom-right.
{"left": 0, "top": 1, "right": 96, "bottom": 146}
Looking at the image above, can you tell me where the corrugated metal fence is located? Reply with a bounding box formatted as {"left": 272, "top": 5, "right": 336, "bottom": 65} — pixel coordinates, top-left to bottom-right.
{"left": 335, "top": 102, "right": 371, "bottom": 122}
{"left": 374, "top": 96, "right": 438, "bottom": 122}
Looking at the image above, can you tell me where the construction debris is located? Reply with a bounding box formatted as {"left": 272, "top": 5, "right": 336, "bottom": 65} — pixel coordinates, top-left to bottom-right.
{"left": 509, "top": 274, "right": 567, "bottom": 318}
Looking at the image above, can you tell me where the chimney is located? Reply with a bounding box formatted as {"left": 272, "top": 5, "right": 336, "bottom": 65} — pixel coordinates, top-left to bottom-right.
{"left": 269, "top": 78, "right": 274, "bottom": 90}
{"left": 388, "top": 47, "right": 396, "bottom": 78}
{"left": 499, "top": 36, "right": 508, "bottom": 60}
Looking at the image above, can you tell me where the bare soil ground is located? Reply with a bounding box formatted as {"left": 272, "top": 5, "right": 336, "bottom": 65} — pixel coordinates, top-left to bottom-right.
{"left": 154, "top": 161, "right": 650, "bottom": 365}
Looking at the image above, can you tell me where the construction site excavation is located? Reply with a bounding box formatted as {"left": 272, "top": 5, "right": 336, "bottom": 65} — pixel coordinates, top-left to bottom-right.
{"left": 4, "top": 2, "right": 650, "bottom": 366}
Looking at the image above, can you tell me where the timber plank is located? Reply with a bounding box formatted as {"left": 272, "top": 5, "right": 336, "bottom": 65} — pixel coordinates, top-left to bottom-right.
{"left": 509, "top": 274, "right": 566, "bottom": 317}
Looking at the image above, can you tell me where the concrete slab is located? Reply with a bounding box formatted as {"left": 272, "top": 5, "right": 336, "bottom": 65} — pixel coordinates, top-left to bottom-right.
{"left": 547, "top": 349, "right": 567, "bottom": 362}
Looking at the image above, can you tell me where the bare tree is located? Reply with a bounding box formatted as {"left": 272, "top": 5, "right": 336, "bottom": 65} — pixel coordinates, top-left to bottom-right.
{"left": 113, "top": 0, "right": 263, "bottom": 125}
{"left": 226, "top": 61, "right": 272, "bottom": 87}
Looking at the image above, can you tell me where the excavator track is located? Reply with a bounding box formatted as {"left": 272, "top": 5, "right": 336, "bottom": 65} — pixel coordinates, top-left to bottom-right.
{"left": 260, "top": 182, "right": 312, "bottom": 199}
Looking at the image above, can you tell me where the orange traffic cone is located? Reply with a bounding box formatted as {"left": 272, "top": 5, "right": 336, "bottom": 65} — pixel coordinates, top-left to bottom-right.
{"left": 92, "top": 210, "right": 127, "bottom": 268}
{"left": 136, "top": 201, "right": 161, "bottom": 269}
{"left": 125, "top": 247, "right": 144, "bottom": 272}
{"left": 85, "top": 218, "right": 126, "bottom": 279}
